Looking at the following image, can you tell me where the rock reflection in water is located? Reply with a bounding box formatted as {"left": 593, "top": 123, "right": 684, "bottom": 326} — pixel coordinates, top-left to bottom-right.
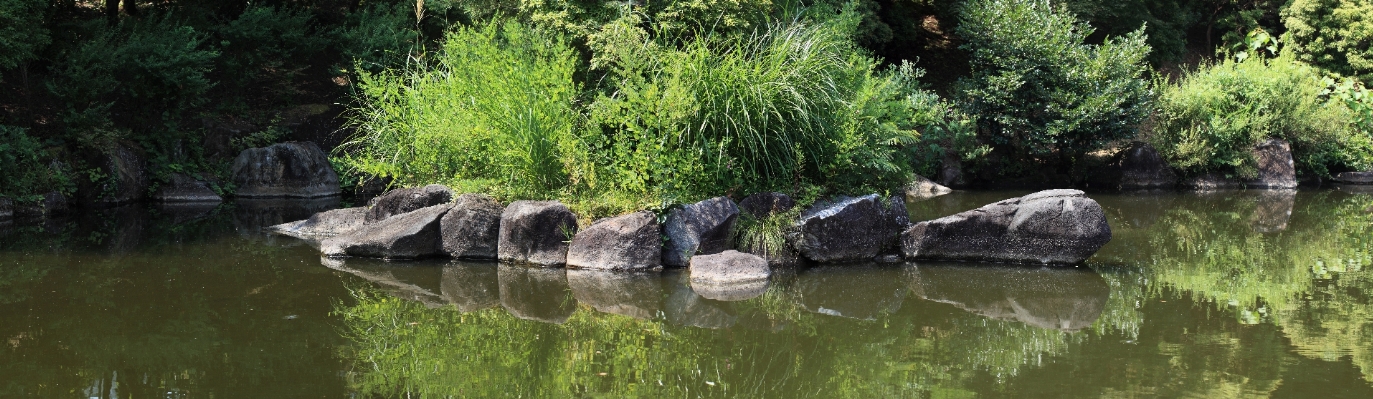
{"left": 566, "top": 268, "right": 664, "bottom": 319}
{"left": 1251, "top": 190, "right": 1296, "bottom": 233}
{"left": 796, "top": 265, "right": 906, "bottom": 320}
{"left": 154, "top": 201, "right": 221, "bottom": 226}
{"left": 321, "top": 257, "right": 448, "bottom": 308}
{"left": 498, "top": 264, "right": 577, "bottom": 324}
{"left": 666, "top": 273, "right": 737, "bottom": 329}
{"left": 234, "top": 198, "right": 340, "bottom": 233}
{"left": 910, "top": 263, "right": 1109, "bottom": 331}
{"left": 440, "top": 261, "right": 500, "bottom": 312}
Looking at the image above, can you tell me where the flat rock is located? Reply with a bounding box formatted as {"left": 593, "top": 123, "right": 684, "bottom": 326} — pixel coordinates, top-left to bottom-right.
{"left": 566, "top": 211, "right": 661, "bottom": 270}
{"left": 440, "top": 194, "right": 503, "bottom": 259}
{"left": 321, "top": 204, "right": 453, "bottom": 259}
{"left": 1332, "top": 171, "right": 1373, "bottom": 185}
{"left": 231, "top": 141, "right": 341, "bottom": 198}
{"left": 904, "top": 175, "right": 952, "bottom": 200}
{"left": 791, "top": 194, "right": 908, "bottom": 263}
{"left": 566, "top": 269, "right": 664, "bottom": 319}
{"left": 690, "top": 251, "right": 770, "bottom": 301}
{"left": 497, "top": 201, "right": 578, "bottom": 266}
{"left": 441, "top": 262, "right": 500, "bottom": 312}
{"left": 1118, "top": 142, "right": 1177, "bottom": 189}
{"left": 498, "top": 265, "right": 577, "bottom": 324}
{"left": 901, "top": 189, "right": 1111, "bottom": 264}
{"left": 1248, "top": 139, "right": 1297, "bottom": 189}
{"left": 663, "top": 197, "right": 739, "bottom": 267}
{"left": 366, "top": 184, "right": 453, "bottom": 223}
{"left": 268, "top": 207, "right": 367, "bottom": 239}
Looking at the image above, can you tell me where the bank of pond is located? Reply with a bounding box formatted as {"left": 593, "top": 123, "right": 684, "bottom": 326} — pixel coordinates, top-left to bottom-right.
{"left": 1, "top": 189, "right": 1371, "bottom": 397}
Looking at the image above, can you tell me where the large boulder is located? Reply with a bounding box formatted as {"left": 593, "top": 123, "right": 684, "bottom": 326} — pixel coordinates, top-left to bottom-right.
{"left": 497, "top": 201, "right": 578, "bottom": 266}
{"left": 152, "top": 173, "right": 223, "bottom": 203}
{"left": 901, "top": 189, "right": 1111, "bottom": 264}
{"left": 662, "top": 197, "right": 740, "bottom": 267}
{"left": 267, "top": 207, "right": 367, "bottom": 239}
{"left": 440, "top": 194, "right": 503, "bottom": 259}
{"left": 78, "top": 143, "right": 148, "bottom": 206}
{"left": 1248, "top": 138, "right": 1297, "bottom": 189}
{"left": 904, "top": 175, "right": 952, "bottom": 200}
{"left": 1117, "top": 142, "right": 1177, "bottom": 189}
{"left": 791, "top": 194, "right": 908, "bottom": 263}
{"left": 566, "top": 211, "right": 662, "bottom": 271}
{"left": 366, "top": 184, "right": 454, "bottom": 223}
{"left": 566, "top": 269, "right": 665, "bottom": 319}
{"left": 231, "top": 141, "right": 341, "bottom": 198}
{"left": 689, "top": 250, "right": 770, "bottom": 301}
{"left": 321, "top": 204, "right": 453, "bottom": 259}
{"left": 441, "top": 262, "right": 501, "bottom": 312}
{"left": 1332, "top": 171, "right": 1373, "bottom": 185}
{"left": 498, "top": 265, "right": 577, "bottom": 324}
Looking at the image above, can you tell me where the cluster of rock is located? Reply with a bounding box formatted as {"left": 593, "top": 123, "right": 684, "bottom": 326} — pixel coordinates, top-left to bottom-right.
{"left": 1108, "top": 139, "right": 1373, "bottom": 190}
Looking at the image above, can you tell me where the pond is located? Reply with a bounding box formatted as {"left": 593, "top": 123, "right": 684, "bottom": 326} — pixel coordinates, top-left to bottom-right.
{"left": 2, "top": 189, "right": 1372, "bottom": 398}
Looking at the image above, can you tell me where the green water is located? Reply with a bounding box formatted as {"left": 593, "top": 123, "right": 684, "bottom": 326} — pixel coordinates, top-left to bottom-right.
{"left": 2, "top": 190, "right": 1372, "bottom": 398}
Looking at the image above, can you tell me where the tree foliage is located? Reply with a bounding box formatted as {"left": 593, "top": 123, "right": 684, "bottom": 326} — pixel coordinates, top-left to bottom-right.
{"left": 1283, "top": 0, "right": 1373, "bottom": 83}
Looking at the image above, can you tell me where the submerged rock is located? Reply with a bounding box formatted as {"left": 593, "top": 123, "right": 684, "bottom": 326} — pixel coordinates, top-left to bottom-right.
{"left": 268, "top": 207, "right": 367, "bottom": 239}
{"left": 1117, "top": 142, "right": 1177, "bottom": 189}
{"left": 440, "top": 194, "right": 504, "bottom": 259}
{"left": 441, "top": 261, "right": 501, "bottom": 312}
{"left": 321, "top": 204, "right": 453, "bottom": 259}
{"left": 910, "top": 264, "right": 1110, "bottom": 331}
{"left": 497, "top": 201, "right": 578, "bottom": 266}
{"left": 566, "top": 211, "right": 661, "bottom": 270}
{"left": 904, "top": 175, "right": 953, "bottom": 200}
{"left": 231, "top": 141, "right": 341, "bottom": 198}
{"left": 498, "top": 264, "right": 577, "bottom": 324}
{"left": 152, "top": 173, "right": 222, "bottom": 203}
{"left": 1248, "top": 139, "right": 1297, "bottom": 189}
{"left": 366, "top": 184, "right": 454, "bottom": 223}
{"left": 566, "top": 269, "right": 665, "bottom": 319}
{"left": 901, "top": 189, "right": 1111, "bottom": 264}
{"left": 663, "top": 197, "right": 739, "bottom": 267}
{"left": 791, "top": 194, "right": 908, "bottom": 263}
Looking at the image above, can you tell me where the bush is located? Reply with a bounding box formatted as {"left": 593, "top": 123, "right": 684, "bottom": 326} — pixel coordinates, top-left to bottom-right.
{"left": 214, "top": 5, "right": 327, "bottom": 98}
{"left": 0, "top": 126, "right": 72, "bottom": 202}
{"left": 334, "top": 2, "right": 418, "bottom": 74}
{"left": 1150, "top": 54, "right": 1372, "bottom": 178}
{"left": 1282, "top": 0, "right": 1373, "bottom": 84}
{"left": 0, "top": 0, "right": 49, "bottom": 73}
{"left": 338, "top": 20, "right": 582, "bottom": 198}
{"left": 955, "top": 0, "right": 1152, "bottom": 173}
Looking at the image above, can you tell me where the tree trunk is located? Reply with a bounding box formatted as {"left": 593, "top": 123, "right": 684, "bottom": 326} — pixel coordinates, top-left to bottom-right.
{"left": 125, "top": 0, "right": 139, "bottom": 17}
{"left": 105, "top": 0, "right": 119, "bottom": 22}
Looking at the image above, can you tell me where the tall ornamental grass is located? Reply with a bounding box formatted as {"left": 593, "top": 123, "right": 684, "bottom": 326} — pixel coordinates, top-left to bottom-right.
{"left": 1150, "top": 53, "right": 1373, "bottom": 178}
{"left": 338, "top": 21, "right": 582, "bottom": 198}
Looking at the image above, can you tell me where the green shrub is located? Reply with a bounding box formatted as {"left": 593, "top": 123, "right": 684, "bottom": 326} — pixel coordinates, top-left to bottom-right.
{"left": 334, "top": 2, "right": 418, "bottom": 74}
{"left": 1150, "top": 54, "right": 1372, "bottom": 178}
{"left": 905, "top": 90, "right": 987, "bottom": 178}
{"left": 214, "top": 5, "right": 327, "bottom": 97}
{"left": 1282, "top": 0, "right": 1373, "bottom": 83}
{"left": 955, "top": 0, "right": 1152, "bottom": 172}
{"left": 0, "top": 126, "right": 72, "bottom": 202}
{"left": 0, "top": 0, "right": 49, "bottom": 73}
{"left": 338, "top": 20, "right": 582, "bottom": 198}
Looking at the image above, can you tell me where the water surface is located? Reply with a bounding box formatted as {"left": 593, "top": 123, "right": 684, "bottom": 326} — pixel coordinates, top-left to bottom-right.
{"left": 2, "top": 190, "right": 1372, "bottom": 397}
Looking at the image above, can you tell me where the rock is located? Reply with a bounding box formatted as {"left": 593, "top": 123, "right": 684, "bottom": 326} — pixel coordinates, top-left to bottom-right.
{"left": 231, "top": 141, "right": 341, "bottom": 198}
{"left": 690, "top": 251, "right": 770, "bottom": 301}
{"left": 662, "top": 197, "right": 740, "bottom": 267}
{"left": 938, "top": 154, "right": 965, "bottom": 187}
{"left": 354, "top": 175, "right": 393, "bottom": 203}
{"left": 1251, "top": 190, "right": 1296, "bottom": 233}
{"left": 441, "top": 261, "right": 500, "bottom": 312}
{"left": 566, "top": 211, "right": 661, "bottom": 270}
{"left": 440, "top": 194, "right": 503, "bottom": 259}
{"left": 498, "top": 264, "right": 577, "bottom": 324}
{"left": 497, "top": 201, "right": 579, "bottom": 266}
{"left": 78, "top": 143, "right": 148, "bottom": 206}
{"left": 737, "top": 192, "right": 796, "bottom": 218}
{"left": 910, "top": 264, "right": 1110, "bottom": 331}
{"left": 797, "top": 265, "right": 907, "bottom": 320}
{"left": 152, "top": 173, "right": 223, "bottom": 202}
{"left": 268, "top": 207, "right": 367, "bottom": 239}
{"left": 1248, "top": 139, "right": 1297, "bottom": 189}
{"left": 901, "top": 189, "right": 1111, "bottom": 264}
{"left": 791, "top": 194, "right": 908, "bottom": 263}
{"left": 1117, "top": 142, "right": 1177, "bottom": 189}
{"left": 566, "top": 269, "right": 665, "bottom": 319}
{"left": 904, "top": 175, "right": 952, "bottom": 200}
{"left": 321, "top": 204, "right": 453, "bottom": 259}
{"left": 1182, "top": 173, "right": 1244, "bottom": 191}
{"left": 1332, "top": 171, "right": 1373, "bottom": 185}
{"left": 365, "top": 184, "right": 453, "bottom": 223}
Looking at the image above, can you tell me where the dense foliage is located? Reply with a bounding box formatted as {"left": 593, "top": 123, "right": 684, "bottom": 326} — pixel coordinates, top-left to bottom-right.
{"left": 1283, "top": 0, "right": 1373, "bottom": 83}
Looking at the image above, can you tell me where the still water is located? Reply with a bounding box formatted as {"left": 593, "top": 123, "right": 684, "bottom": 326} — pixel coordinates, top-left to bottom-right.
{"left": 2, "top": 190, "right": 1372, "bottom": 398}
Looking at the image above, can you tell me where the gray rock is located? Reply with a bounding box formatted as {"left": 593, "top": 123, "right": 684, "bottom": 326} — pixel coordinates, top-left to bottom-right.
{"left": 1182, "top": 173, "right": 1244, "bottom": 191}
{"left": 566, "top": 269, "right": 665, "bottom": 319}
{"left": 939, "top": 154, "right": 966, "bottom": 187}
{"left": 366, "top": 184, "right": 453, "bottom": 223}
{"left": 440, "top": 194, "right": 503, "bottom": 259}
{"left": 497, "top": 201, "right": 578, "bottom": 266}
{"left": 1332, "top": 171, "right": 1373, "bottom": 185}
{"left": 498, "top": 264, "right": 577, "bottom": 324}
{"left": 901, "top": 189, "right": 1111, "bottom": 264}
{"left": 689, "top": 250, "right": 771, "bottom": 301}
{"left": 910, "top": 264, "right": 1110, "bottom": 331}
{"left": 737, "top": 192, "right": 796, "bottom": 218}
{"left": 152, "top": 173, "right": 223, "bottom": 202}
{"left": 78, "top": 143, "right": 148, "bottom": 205}
{"left": 1248, "top": 139, "right": 1297, "bottom": 189}
{"left": 321, "top": 204, "right": 453, "bottom": 259}
{"left": 1118, "top": 142, "right": 1177, "bottom": 189}
{"left": 791, "top": 194, "right": 908, "bottom": 263}
{"left": 904, "top": 175, "right": 952, "bottom": 200}
{"left": 441, "top": 261, "right": 500, "bottom": 312}
{"left": 231, "top": 141, "right": 341, "bottom": 198}
{"left": 268, "top": 207, "right": 367, "bottom": 239}
{"left": 566, "top": 211, "right": 661, "bottom": 270}
{"left": 663, "top": 197, "right": 740, "bottom": 267}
